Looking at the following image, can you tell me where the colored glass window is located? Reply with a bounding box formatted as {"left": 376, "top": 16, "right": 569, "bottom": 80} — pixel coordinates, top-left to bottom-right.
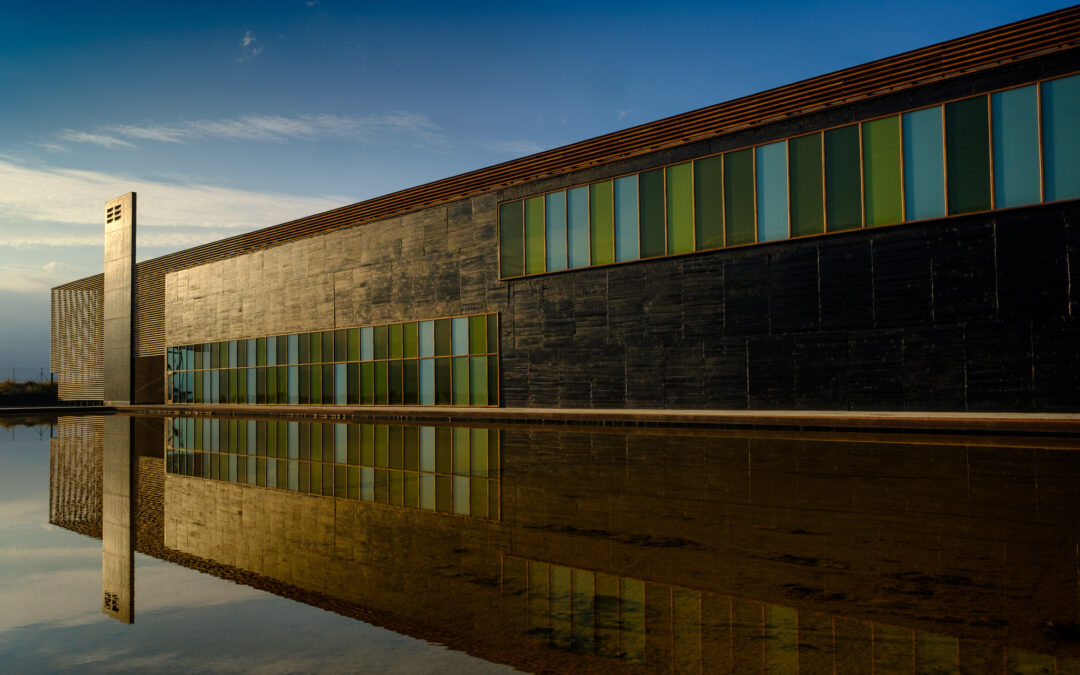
{"left": 346, "top": 328, "right": 359, "bottom": 361}
{"left": 403, "top": 359, "right": 418, "bottom": 405}
{"left": 824, "top": 125, "right": 863, "bottom": 231}
{"left": 419, "top": 359, "right": 435, "bottom": 405}
{"left": 434, "top": 319, "right": 451, "bottom": 356}
{"left": 310, "top": 364, "right": 321, "bottom": 404}
{"left": 435, "top": 358, "right": 452, "bottom": 405}
{"left": 334, "top": 364, "right": 347, "bottom": 405}
{"left": 902, "top": 107, "right": 946, "bottom": 220}
{"left": 287, "top": 334, "right": 298, "bottom": 364}
{"left": 470, "top": 357, "right": 487, "bottom": 405}
{"left": 321, "top": 332, "right": 333, "bottom": 363}
{"left": 388, "top": 323, "right": 403, "bottom": 359}
{"left": 992, "top": 85, "right": 1040, "bottom": 208}
{"left": 694, "top": 155, "right": 724, "bottom": 248}
{"left": 373, "top": 325, "right": 388, "bottom": 360}
{"left": 374, "top": 361, "right": 388, "bottom": 405}
{"left": 296, "top": 334, "right": 308, "bottom": 364}
{"left": 453, "top": 357, "right": 469, "bottom": 406}
{"left": 334, "top": 330, "right": 347, "bottom": 362}
{"left": 524, "top": 195, "right": 546, "bottom": 275}
{"left": 388, "top": 361, "right": 403, "bottom": 405}
{"left": 614, "top": 175, "right": 639, "bottom": 262}
{"left": 266, "top": 337, "right": 277, "bottom": 366}
{"left": 452, "top": 317, "right": 469, "bottom": 356}
{"left": 862, "top": 116, "right": 903, "bottom": 226}
{"left": 756, "top": 141, "right": 789, "bottom": 240}
{"left": 724, "top": 149, "right": 755, "bottom": 245}
{"left": 469, "top": 315, "right": 487, "bottom": 354}
{"left": 499, "top": 200, "right": 524, "bottom": 277}
{"left": 360, "top": 326, "right": 373, "bottom": 360}
{"left": 788, "top": 134, "right": 824, "bottom": 236}
{"left": 945, "top": 95, "right": 991, "bottom": 214}
{"left": 321, "top": 364, "right": 333, "bottom": 403}
{"left": 638, "top": 168, "right": 665, "bottom": 258}
{"left": 418, "top": 321, "right": 434, "bottom": 358}
{"left": 545, "top": 191, "right": 568, "bottom": 271}
{"left": 360, "top": 362, "right": 374, "bottom": 405}
{"left": 347, "top": 362, "right": 359, "bottom": 405}
{"left": 487, "top": 314, "right": 498, "bottom": 353}
{"left": 309, "top": 332, "right": 321, "bottom": 363}
{"left": 590, "top": 180, "right": 614, "bottom": 266}
{"left": 1042, "top": 75, "right": 1080, "bottom": 201}
{"left": 567, "top": 186, "right": 590, "bottom": 268}
{"left": 666, "top": 163, "right": 693, "bottom": 254}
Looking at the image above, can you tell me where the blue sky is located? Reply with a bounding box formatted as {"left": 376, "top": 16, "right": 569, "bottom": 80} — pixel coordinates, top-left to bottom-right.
{"left": 0, "top": 0, "right": 1071, "bottom": 372}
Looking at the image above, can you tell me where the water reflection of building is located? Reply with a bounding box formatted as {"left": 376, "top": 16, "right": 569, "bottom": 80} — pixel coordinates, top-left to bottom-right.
{"left": 51, "top": 415, "right": 1080, "bottom": 672}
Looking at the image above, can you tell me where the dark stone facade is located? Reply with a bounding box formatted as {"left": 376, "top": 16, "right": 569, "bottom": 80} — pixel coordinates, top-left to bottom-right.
{"left": 499, "top": 201, "right": 1080, "bottom": 412}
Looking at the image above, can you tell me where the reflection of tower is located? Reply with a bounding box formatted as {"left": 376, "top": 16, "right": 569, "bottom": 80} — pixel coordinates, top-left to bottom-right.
{"left": 102, "top": 415, "right": 134, "bottom": 623}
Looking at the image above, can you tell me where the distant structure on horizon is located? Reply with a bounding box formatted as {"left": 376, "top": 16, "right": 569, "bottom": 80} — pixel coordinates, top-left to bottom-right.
{"left": 51, "top": 7, "right": 1080, "bottom": 412}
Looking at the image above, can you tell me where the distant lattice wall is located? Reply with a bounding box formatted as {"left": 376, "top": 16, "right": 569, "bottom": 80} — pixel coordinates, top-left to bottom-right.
{"left": 51, "top": 275, "right": 104, "bottom": 401}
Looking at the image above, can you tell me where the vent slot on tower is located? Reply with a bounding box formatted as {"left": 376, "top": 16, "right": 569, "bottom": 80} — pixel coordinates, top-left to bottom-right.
{"left": 106, "top": 204, "right": 122, "bottom": 224}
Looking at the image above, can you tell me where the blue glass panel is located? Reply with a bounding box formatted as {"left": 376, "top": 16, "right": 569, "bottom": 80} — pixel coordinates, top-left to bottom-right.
{"left": 245, "top": 339, "right": 255, "bottom": 368}
{"left": 418, "top": 321, "right": 434, "bottom": 358}
{"left": 203, "top": 344, "right": 212, "bottom": 370}
{"left": 420, "top": 474, "right": 435, "bottom": 510}
{"left": 288, "top": 366, "right": 298, "bottom": 404}
{"left": 992, "top": 86, "right": 1041, "bottom": 208}
{"left": 419, "top": 358, "right": 435, "bottom": 405}
{"left": 361, "top": 467, "right": 374, "bottom": 501}
{"left": 334, "top": 364, "right": 347, "bottom": 405}
{"left": 266, "top": 336, "right": 277, "bottom": 366}
{"left": 902, "top": 107, "right": 946, "bottom": 220}
{"left": 360, "top": 326, "right": 373, "bottom": 361}
{"left": 452, "top": 317, "right": 468, "bottom": 356}
{"left": 567, "top": 186, "right": 590, "bottom": 268}
{"left": 545, "top": 191, "right": 568, "bottom": 271}
{"left": 228, "top": 341, "right": 237, "bottom": 368}
{"left": 614, "top": 175, "right": 639, "bottom": 262}
{"left": 755, "top": 141, "right": 788, "bottom": 241}
{"left": 1043, "top": 74, "right": 1080, "bottom": 201}
{"left": 287, "top": 334, "right": 298, "bottom": 364}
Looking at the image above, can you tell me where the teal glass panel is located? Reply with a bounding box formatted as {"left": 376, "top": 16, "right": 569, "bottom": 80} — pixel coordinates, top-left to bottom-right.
{"left": 246, "top": 369, "right": 255, "bottom": 404}
{"left": 524, "top": 195, "right": 546, "bottom": 275}
{"left": 614, "top": 175, "right": 639, "bottom": 261}
{"left": 694, "top": 156, "right": 724, "bottom": 248}
{"left": 420, "top": 359, "right": 435, "bottom": 405}
{"left": 286, "top": 334, "right": 298, "bottom": 364}
{"left": 590, "top": 180, "right": 614, "bottom": 266}
{"left": 825, "top": 124, "right": 863, "bottom": 231}
{"left": 420, "top": 474, "right": 435, "bottom": 510}
{"left": 724, "top": 149, "right": 755, "bottom": 245}
{"left": 499, "top": 200, "right": 524, "bottom": 278}
{"left": 992, "top": 86, "right": 1040, "bottom": 208}
{"left": 567, "top": 186, "right": 590, "bottom": 268}
{"left": 373, "top": 325, "right": 388, "bottom": 360}
{"left": 334, "top": 364, "right": 347, "bottom": 405}
{"left": 666, "top": 163, "right": 694, "bottom": 253}
{"left": 374, "top": 361, "right": 388, "bottom": 405}
{"left": 420, "top": 427, "right": 435, "bottom": 472}
{"left": 1042, "top": 75, "right": 1080, "bottom": 201}
{"left": 903, "top": 107, "right": 946, "bottom": 220}
{"left": 403, "top": 323, "right": 418, "bottom": 359}
{"left": 639, "top": 168, "right": 665, "bottom": 257}
{"left": 360, "top": 326, "right": 373, "bottom": 361}
{"left": 862, "top": 116, "right": 903, "bottom": 226}
{"left": 204, "top": 343, "right": 212, "bottom": 369}
{"left": 288, "top": 366, "right": 298, "bottom": 404}
{"left": 756, "top": 141, "right": 789, "bottom": 240}
{"left": 418, "top": 321, "right": 434, "bottom": 358}
{"left": 789, "top": 134, "right": 824, "bottom": 236}
{"left": 545, "top": 191, "right": 568, "bottom": 271}
{"left": 434, "top": 319, "right": 451, "bottom": 356}
{"left": 228, "top": 341, "right": 237, "bottom": 368}
{"left": 945, "top": 95, "right": 991, "bottom": 214}
{"left": 452, "top": 317, "right": 468, "bottom": 356}
{"left": 266, "top": 336, "right": 277, "bottom": 366}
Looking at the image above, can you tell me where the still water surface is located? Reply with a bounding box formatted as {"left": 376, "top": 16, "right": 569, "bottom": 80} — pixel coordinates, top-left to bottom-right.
{"left": 1, "top": 414, "right": 1078, "bottom": 673}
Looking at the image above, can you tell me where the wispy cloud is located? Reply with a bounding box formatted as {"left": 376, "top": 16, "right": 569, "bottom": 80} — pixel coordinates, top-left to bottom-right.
{"left": 53, "top": 112, "right": 448, "bottom": 150}
{"left": 481, "top": 139, "right": 546, "bottom": 156}
{"left": 239, "top": 30, "right": 262, "bottom": 61}
{"left": 0, "top": 261, "right": 84, "bottom": 292}
{"left": 617, "top": 109, "right": 632, "bottom": 120}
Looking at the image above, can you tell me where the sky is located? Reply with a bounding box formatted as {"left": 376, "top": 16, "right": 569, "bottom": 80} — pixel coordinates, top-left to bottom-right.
{"left": 0, "top": 0, "right": 1072, "bottom": 373}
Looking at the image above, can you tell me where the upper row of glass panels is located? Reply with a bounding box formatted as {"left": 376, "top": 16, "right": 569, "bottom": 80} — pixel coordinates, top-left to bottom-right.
{"left": 168, "top": 313, "right": 498, "bottom": 372}
{"left": 499, "top": 73, "right": 1080, "bottom": 278}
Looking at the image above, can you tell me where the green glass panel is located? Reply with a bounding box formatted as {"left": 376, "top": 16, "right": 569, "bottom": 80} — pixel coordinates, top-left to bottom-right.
{"left": 403, "top": 472, "right": 419, "bottom": 507}
{"left": 1043, "top": 74, "right": 1080, "bottom": 201}
{"left": 228, "top": 369, "right": 237, "bottom": 403}
{"left": 310, "top": 364, "right": 321, "bottom": 404}
{"left": 361, "top": 425, "right": 374, "bottom": 465}
{"left": 435, "top": 427, "right": 451, "bottom": 473}
{"left": 487, "top": 356, "right": 498, "bottom": 405}
{"left": 486, "top": 314, "right": 498, "bottom": 354}
{"left": 435, "top": 475, "right": 453, "bottom": 512}
{"left": 322, "top": 364, "right": 333, "bottom": 403}
{"left": 435, "top": 358, "right": 452, "bottom": 405}
{"left": 434, "top": 319, "right": 451, "bottom": 356}
{"left": 756, "top": 141, "right": 789, "bottom": 240}
{"left": 545, "top": 191, "right": 568, "bottom": 271}
{"left": 589, "top": 180, "right": 614, "bottom": 266}
{"left": 419, "top": 473, "right": 435, "bottom": 510}
{"left": 945, "top": 95, "right": 991, "bottom": 214}
{"left": 277, "top": 367, "right": 287, "bottom": 405}
{"left": 347, "top": 328, "right": 359, "bottom": 361}
{"left": 403, "top": 359, "right": 418, "bottom": 405}
{"left": 469, "top": 357, "right": 487, "bottom": 406}
{"left": 276, "top": 336, "right": 286, "bottom": 365}
{"left": 614, "top": 175, "right": 639, "bottom": 261}
{"left": 524, "top": 195, "right": 546, "bottom": 275}
{"left": 388, "top": 360, "right": 403, "bottom": 405}
{"left": 862, "top": 116, "right": 903, "bottom": 226}
{"left": 389, "top": 426, "right": 403, "bottom": 469}
{"left": 403, "top": 427, "right": 419, "bottom": 471}
{"left": 374, "top": 361, "right": 388, "bottom": 405}
{"left": 333, "top": 330, "right": 347, "bottom": 362}
{"left": 388, "top": 323, "right": 403, "bottom": 359}
{"left": 499, "top": 200, "right": 524, "bottom": 277}
{"left": 620, "top": 578, "right": 645, "bottom": 665}
{"left": 298, "top": 366, "right": 309, "bottom": 405}
{"left": 297, "top": 333, "right": 309, "bottom": 364}
{"left": 321, "top": 332, "right": 333, "bottom": 364}
{"left": 360, "top": 362, "right": 374, "bottom": 405}
{"left": 638, "top": 168, "right": 665, "bottom": 258}
{"left": 346, "top": 363, "right": 358, "bottom": 404}
{"left": 694, "top": 156, "right": 724, "bottom": 248}
{"left": 374, "top": 426, "right": 388, "bottom": 467}
{"left": 468, "top": 315, "right": 486, "bottom": 354}
{"left": 452, "top": 427, "right": 469, "bottom": 475}
{"left": 567, "top": 186, "right": 590, "bottom": 268}
{"left": 789, "top": 134, "right": 824, "bottom": 236}
{"left": 903, "top": 107, "right": 946, "bottom": 220}
{"left": 194, "top": 371, "right": 202, "bottom": 403}
{"left": 724, "top": 149, "right": 755, "bottom": 245}
{"left": 373, "top": 324, "right": 388, "bottom": 360}
{"left": 825, "top": 124, "right": 863, "bottom": 231}
{"left": 255, "top": 368, "right": 266, "bottom": 404}
{"left": 992, "top": 86, "right": 1040, "bottom": 208}
{"left": 309, "top": 332, "right": 322, "bottom": 363}
{"left": 403, "top": 322, "right": 418, "bottom": 359}
{"left": 452, "top": 357, "right": 469, "bottom": 406}
{"left": 255, "top": 338, "right": 264, "bottom": 367}
{"left": 666, "top": 163, "right": 693, "bottom": 254}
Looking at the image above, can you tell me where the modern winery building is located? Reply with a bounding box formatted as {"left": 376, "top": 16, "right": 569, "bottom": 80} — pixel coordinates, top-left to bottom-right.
{"left": 51, "top": 7, "right": 1080, "bottom": 412}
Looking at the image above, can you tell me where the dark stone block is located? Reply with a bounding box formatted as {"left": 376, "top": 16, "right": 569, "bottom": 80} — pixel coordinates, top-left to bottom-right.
{"left": 819, "top": 238, "right": 873, "bottom": 331}
{"left": 930, "top": 221, "right": 996, "bottom": 323}
{"left": 748, "top": 335, "right": 795, "bottom": 409}
{"left": 769, "top": 245, "right": 819, "bottom": 334}
{"left": 872, "top": 230, "right": 932, "bottom": 328}
{"left": 965, "top": 320, "right": 1033, "bottom": 411}
{"left": 1033, "top": 320, "right": 1080, "bottom": 412}
{"left": 846, "top": 330, "right": 904, "bottom": 410}
{"left": 723, "top": 256, "right": 769, "bottom": 336}
{"left": 996, "top": 212, "right": 1068, "bottom": 320}
{"left": 902, "top": 326, "right": 965, "bottom": 411}
{"left": 702, "top": 338, "right": 747, "bottom": 409}
{"left": 793, "top": 332, "right": 847, "bottom": 409}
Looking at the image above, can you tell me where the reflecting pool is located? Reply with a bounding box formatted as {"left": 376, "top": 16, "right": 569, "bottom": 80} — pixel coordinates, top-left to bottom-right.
{"left": 3, "top": 413, "right": 1080, "bottom": 673}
